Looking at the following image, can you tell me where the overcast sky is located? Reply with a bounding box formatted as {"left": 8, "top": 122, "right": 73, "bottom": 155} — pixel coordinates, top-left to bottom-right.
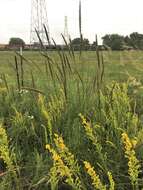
{"left": 0, "top": 0, "right": 143, "bottom": 44}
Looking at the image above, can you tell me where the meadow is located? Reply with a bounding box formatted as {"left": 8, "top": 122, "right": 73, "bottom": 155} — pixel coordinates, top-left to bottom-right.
{"left": 1, "top": 50, "right": 143, "bottom": 84}
{"left": 1, "top": 49, "right": 143, "bottom": 190}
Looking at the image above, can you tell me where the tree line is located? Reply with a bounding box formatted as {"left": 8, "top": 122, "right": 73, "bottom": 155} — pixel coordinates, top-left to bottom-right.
{"left": 5, "top": 32, "right": 143, "bottom": 51}
{"left": 71, "top": 32, "right": 143, "bottom": 51}
{"left": 102, "top": 32, "right": 143, "bottom": 50}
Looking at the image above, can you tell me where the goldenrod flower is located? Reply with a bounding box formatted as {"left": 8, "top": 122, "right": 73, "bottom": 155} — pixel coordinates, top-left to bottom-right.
{"left": 122, "top": 133, "right": 133, "bottom": 151}
{"left": 0, "top": 125, "right": 14, "bottom": 171}
{"left": 107, "top": 172, "right": 115, "bottom": 190}
{"left": 79, "top": 113, "right": 96, "bottom": 144}
{"left": 52, "top": 152, "right": 61, "bottom": 162}
{"left": 54, "top": 134, "right": 66, "bottom": 150}
{"left": 46, "top": 134, "right": 82, "bottom": 189}
{"left": 84, "top": 161, "right": 106, "bottom": 190}
{"left": 122, "top": 132, "right": 140, "bottom": 188}
{"left": 131, "top": 139, "right": 137, "bottom": 148}
{"left": 45, "top": 144, "right": 51, "bottom": 151}
{"left": 84, "top": 161, "right": 91, "bottom": 170}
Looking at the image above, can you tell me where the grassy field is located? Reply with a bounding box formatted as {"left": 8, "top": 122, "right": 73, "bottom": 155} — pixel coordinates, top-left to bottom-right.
{"left": 1, "top": 50, "right": 143, "bottom": 84}
{"left": 1, "top": 50, "right": 143, "bottom": 190}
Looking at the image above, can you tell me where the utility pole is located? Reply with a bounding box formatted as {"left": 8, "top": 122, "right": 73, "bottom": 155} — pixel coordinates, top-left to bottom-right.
{"left": 64, "top": 16, "right": 69, "bottom": 44}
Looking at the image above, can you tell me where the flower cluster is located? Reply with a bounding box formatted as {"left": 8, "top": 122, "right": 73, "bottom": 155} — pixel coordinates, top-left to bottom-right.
{"left": 53, "top": 134, "right": 75, "bottom": 167}
{"left": 46, "top": 134, "right": 82, "bottom": 189}
{"left": 84, "top": 161, "right": 106, "bottom": 190}
{"left": 45, "top": 144, "right": 74, "bottom": 186}
{"left": 0, "top": 126, "right": 13, "bottom": 170}
{"left": 107, "top": 171, "right": 115, "bottom": 190}
{"left": 122, "top": 133, "right": 140, "bottom": 187}
{"left": 79, "top": 113, "right": 96, "bottom": 144}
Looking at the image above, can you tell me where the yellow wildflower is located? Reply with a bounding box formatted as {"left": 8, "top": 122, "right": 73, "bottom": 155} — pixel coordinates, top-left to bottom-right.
{"left": 84, "top": 161, "right": 106, "bottom": 190}
{"left": 107, "top": 172, "right": 115, "bottom": 190}
{"left": 84, "top": 161, "right": 91, "bottom": 170}
{"left": 122, "top": 133, "right": 132, "bottom": 151}
{"left": 45, "top": 144, "right": 51, "bottom": 151}
{"left": 122, "top": 132, "right": 140, "bottom": 188}
{"left": 0, "top": 126, "right": 13, "bottom": 170}
{"left": 79, "top": 113, "right": 96, "bottom": 145}
{"left": 52, "top": 152, "right": 61, "bottom": 162}
{"left": 54, "top": 134, "right": 68, "bottom": 152}
{"left": 47, "top": 134, "right": 82, "bottom": 189}
{"left": 131, "top": 139, "right": 137, "bottom": 148}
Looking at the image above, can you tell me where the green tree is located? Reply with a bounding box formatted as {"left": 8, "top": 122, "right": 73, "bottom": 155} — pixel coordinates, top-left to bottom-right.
{"left": 70, "top": 37, "right": 90, "bottom": 50}
{"left": 129, "top": 32, "right": 143, "bottom": 49}
{"left": 70, "top": 38, "right": 81, "bottom": 45}
{"left": 9, "top": 38, "right": 25, "bottom": 48}
{"left": 91, "top": 41, "right": 97, "bottom": 50}
{"left": 102, "top": 34, "right": 125, "bottom": 50}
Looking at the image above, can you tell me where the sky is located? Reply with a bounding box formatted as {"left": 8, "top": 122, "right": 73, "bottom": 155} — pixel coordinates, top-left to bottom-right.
{"left": 0, "top": 0, "right": 143, "bottom": 44}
